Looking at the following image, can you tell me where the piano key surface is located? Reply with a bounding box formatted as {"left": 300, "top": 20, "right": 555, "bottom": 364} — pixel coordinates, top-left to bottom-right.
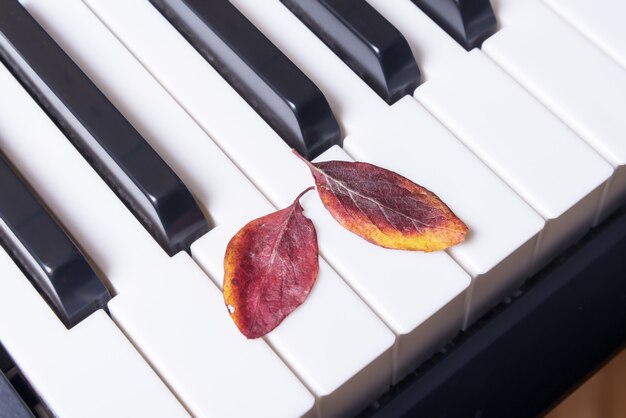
{"left": 483, "top": 0, "right": 626, "bottom": 224}
{"left": 0, "top": 0, "right": 209, "bottom": 257}
{"left": 20, "top": 1, "right": 396, "bottom": 416}
{"left": 1, "top": 0, "right": 624, "bottom": 415}
{"left": 0, "top": 154, "right": 110, "bottom": 328}
{"left": 0, "top": 371, "right": 33, "bottom": 418}
{"left": 81, "top": 0, "right": 476, "bottom": 391}
{"left": 542, "top": 0, "right": 626, "bottom": 71}
{"left": 19, "top": 0, "right": 270, "bottom": 228}
{"left": 370, "top": 206, "right": 626, "bottom": 417}
{"left": 149, "top": 0, "right": 342, "bottom": 160}
{"left": 0, "top": 33, "right": 316, "bottom": 416}
{"left": 280, "top": 0, "right": 422, "bottom": 104}
{"left": 0, "top": 57, "right": 167, "bottom": 298}
{"left": 110, "top": 253, "right": 317, "bottom": 418}
{"left": 0, "top": 246, "right": 189, "bottom": 418}
{"left": 408, "top": 0, "right": 497, "bottom": 50}
{"left": 230, "top": 0, "right": 544, "bottom": 330}
{"left": 368, "top": 0, "right": 613, "bottom": 269}
{"left": 194, "top": 226, "right": 396, "bottom": 417}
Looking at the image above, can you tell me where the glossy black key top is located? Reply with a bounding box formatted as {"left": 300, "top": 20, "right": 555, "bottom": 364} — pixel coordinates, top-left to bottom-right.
{"left": 0, "top": 346, "right": 34, "bottom": 418}
{"left": 282, "top": 0, "right": 421, "bottom": 104}
{"left": 410, "top": 0, "right": 497, "bottom": 50}
{"left": 150, "top": 0, "right": 342, "bottom": 160}
{"left": 0, "top": 154, "right": 110, "bottom": 328}
{"left": 1, "top": 344, "right": 42, "bottom": 418}
{"left": 0, "top": 372, "right": 33, "bottom": 418}
{"left": 0, "top": 0, "right": 209, "bottom": 256}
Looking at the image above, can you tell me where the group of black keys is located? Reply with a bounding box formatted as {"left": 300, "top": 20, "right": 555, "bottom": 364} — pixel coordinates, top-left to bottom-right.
{"left": 0, "top": 0, "right": 496, "bottom": 332}
{"left": 0, "top": 1, "right": 496, "bottom": 411}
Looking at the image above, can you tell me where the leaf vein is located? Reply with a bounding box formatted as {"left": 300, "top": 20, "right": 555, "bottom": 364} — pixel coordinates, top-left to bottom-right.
{"left": 328, "top": 174, "right": 462, "bottom": 234}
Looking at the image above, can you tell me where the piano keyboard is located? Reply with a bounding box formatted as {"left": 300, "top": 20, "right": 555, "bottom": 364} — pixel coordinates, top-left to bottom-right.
{"left": 0, "top": 0, "right": 623, "bottom": 417}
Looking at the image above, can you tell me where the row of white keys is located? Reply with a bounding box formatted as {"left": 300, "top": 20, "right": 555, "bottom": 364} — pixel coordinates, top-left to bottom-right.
{"left": 483, "top": 0, "right": 626, "bottom": 224}
{"left": 24, "top": 1, "right": 392, "bottom": 416}
{"left": 78, "top": 2, "right": 396, "bottom": 414}
{"left": 80, "top": 0, "right": 540, "bottom": 391}
{"left": 0, "top": 241, "right": 186, "bottom": 416}
{"left": 231, "top": 0, "right": 544, "bottom": 328}
{"left": 542, "top": 0, "right": 626, "bottom": 71}
{"left": 80, "top": 0, "right": 468, "bottom": 389}
{"left": 368, "top": 0, "right": 614, "bottom": 269}
{"left": 0, "top": 51, "right": 314, "bottom": 418}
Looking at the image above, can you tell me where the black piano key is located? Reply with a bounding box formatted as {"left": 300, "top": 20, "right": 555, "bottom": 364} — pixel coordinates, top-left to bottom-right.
{"left": 0, "top": 155, "right": 110, "bottom": 328}
{"left": 0, "top": 373, "right": 33, "bottom": 418}
{"left": 410, "top": 0, "right": 497, "bottom": 51}
{"left": 0, "top": 0, "right": 209, "bottom": 256}
{"left": 281, "top": 0, "right": 421, "bottom": 105}
{"left": 149, "top": 0, "right": 342, "bottom": 160}
{"left": 0, "top": 344, "right": 46, "bottom": 418}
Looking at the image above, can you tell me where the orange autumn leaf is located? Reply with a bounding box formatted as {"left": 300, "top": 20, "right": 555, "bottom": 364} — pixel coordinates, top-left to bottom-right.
{"left": 294, "top": 151, "right": 467, "bottom": 251}
{"left": 223, "top": 187, "right": 319, "bottom": 339}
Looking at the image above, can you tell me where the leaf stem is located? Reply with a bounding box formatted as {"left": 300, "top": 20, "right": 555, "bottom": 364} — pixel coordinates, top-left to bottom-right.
{"left": 293, "top": 186, "right": 315, "bottom": 205}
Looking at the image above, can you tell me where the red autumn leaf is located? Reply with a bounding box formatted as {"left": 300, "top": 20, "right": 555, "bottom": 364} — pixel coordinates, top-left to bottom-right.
{"left": 294, "top": 151, "right": 467, "bottom": 251}
{"left": 223, "top": 187, "right": 319, "bottom": 339}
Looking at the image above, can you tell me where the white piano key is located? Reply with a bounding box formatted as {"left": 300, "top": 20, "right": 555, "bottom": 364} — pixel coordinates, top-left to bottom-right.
{"left": 344, "top": 99, "right": 544, "bottom": 327}
{"left": 36, "top": 3, "right": 395, "bottom": 416}
{"left": 194, "top": 144, "right": 470, "bottom": 385}
{"left": 0, "top": 59, "right": 315, "bottom": 418}
{"left": 230, "top": 0, "right": 543, "bottom": 328}
{"left": 368, "top": 0, "right": 614, "bottom": 268}
{"left": 19, "top": 0, "right": 269, "bottom": 227}
{"left": 193, "top": 225, "right": 394, "bottom": 417}
{"left": 81, "top": 0, "right": 327, "bottom": 208}
{"left": 2, "top": 0, "right": 209, "bottom": 257}
{"left": 483, "top": 0, "right": 626, "bottom": 223}
{"left": 229, "top": 0, "right": 383, "bottom": 136}
{"left": 81, "top": 0, "right": 471, "bottom": 388}
{"left": 542, "top": 0, "right": 626, "bottom": 71}
{"left": 415, "top": 51, "right": 612, "bottom": 267}
{"left": 364, "top": 0, "right": 469, "bottom": 82}
{"left": 0, "top": 60, "right": 161, "bottom": 298}
{"left": 109, "top": 253, "right": 316, "bottom": 418}
{"left": 0, "top": 248, "right": 188, "bottom": 418}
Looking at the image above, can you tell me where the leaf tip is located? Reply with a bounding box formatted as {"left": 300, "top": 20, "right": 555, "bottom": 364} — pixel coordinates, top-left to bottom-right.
{"left": 431, "top": 216, "right": 469, "bottom": 251}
